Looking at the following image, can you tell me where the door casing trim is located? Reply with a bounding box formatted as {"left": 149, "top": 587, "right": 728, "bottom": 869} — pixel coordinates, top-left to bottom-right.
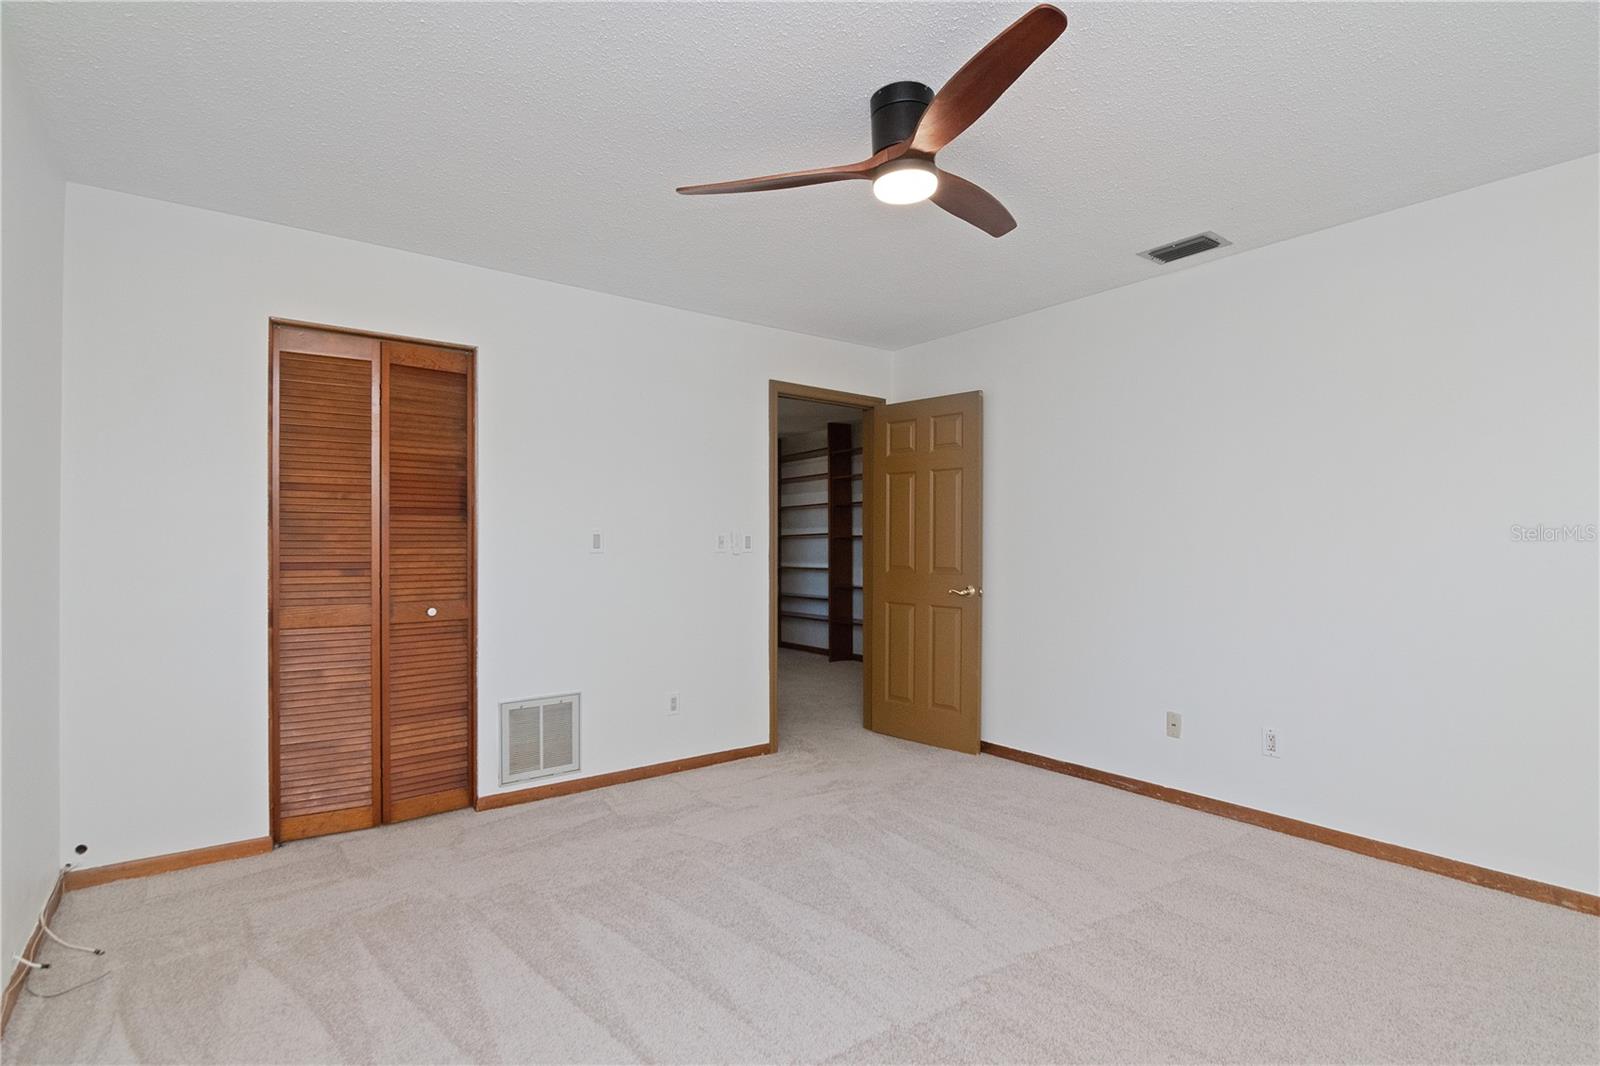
{"left": 769, "top": 380, "right": 885, "bottom": 751}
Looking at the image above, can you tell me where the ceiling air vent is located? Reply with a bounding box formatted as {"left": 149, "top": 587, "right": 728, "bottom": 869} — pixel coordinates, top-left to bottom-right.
{"left": 500, "top": 693, "right": 580, "bottom": 785}
{"left": 1139, "top": 231, "right": 1231, "bottom": 264}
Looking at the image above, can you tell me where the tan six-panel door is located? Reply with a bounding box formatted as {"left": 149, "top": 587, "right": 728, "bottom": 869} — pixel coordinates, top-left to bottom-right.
{"left": 867, "top": 392, "right": 983, "bottom": 754}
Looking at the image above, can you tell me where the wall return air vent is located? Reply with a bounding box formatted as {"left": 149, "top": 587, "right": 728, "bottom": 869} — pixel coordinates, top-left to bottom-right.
{"left": 500, "top": 693, "right": 580, "bottom": 785}
{"left": 1139, "top": 231, "right": 1231, "bottom": 264}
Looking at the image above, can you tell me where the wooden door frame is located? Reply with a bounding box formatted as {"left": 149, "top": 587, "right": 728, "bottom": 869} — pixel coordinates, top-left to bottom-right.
{"left": 768, "top": 380, "right": 885, "bottom": 751}
{"left": 268, "top": 318, "right": 479, "bottom": 844}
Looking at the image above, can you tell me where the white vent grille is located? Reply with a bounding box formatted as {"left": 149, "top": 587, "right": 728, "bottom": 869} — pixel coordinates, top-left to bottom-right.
{"left": 500, "top": 694, "right": 580, "bottom": 784}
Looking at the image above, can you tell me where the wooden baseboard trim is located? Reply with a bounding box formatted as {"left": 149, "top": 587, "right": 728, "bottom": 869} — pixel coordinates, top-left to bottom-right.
{"left": 980, "top": 742, "right": 1599, "bottom": 917}
{"left": 1, "top": 868, "right": 67, "bottom": 1037}
{"left": 63, "top": 836, "right": 274, "bottom": 892}
{"left": 476, "top": 743, "right": 771, "bottom": 812}
{"left": 53, "top": 745, "right": 774, "bottom": 891}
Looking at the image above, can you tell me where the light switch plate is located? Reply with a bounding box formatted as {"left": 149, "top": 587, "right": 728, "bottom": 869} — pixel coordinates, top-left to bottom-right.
{"left": 589, "top": 529, "right": 604, "bottom": 554}
{"left": 714, "top": 532, "right": 729, "bottom": 554}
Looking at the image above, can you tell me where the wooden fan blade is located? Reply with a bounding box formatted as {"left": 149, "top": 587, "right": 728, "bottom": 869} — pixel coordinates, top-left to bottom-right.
{"left": 677, "top": 144, "right": 907, "bottom": 196}
{"left": 910, "top": 4, "right": 1067, "bottom": 155}
{"left": 930, "top": 169, "right": 1017, "bottom": 237}
{"left": 676, "top": 160, "right": 873, "bottom": 196}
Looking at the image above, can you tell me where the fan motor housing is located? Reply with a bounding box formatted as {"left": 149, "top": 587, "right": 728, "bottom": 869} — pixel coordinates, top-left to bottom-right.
{"left": 870, "top": 81, "right": 935, "bottom": 153}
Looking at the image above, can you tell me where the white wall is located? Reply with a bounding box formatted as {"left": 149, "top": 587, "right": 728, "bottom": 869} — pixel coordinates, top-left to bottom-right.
{"left": 58, "top": 185, "right": 890, "bottom": 868}
{"left": 892, "top": 156, "right": 1599, "bottom": 894}
{"left": 2, "top": 58, "right": 66, "bottom": 962}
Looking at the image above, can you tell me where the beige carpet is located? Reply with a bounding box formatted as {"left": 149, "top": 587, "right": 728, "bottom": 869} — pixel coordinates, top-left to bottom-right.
{"left": 5, "top": 650, "right": 1597, "bottom": 1064}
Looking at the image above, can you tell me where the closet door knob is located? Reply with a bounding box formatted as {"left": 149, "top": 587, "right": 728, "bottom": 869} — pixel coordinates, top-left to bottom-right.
{"left": 426, "top": 607, "right": 438, "bottom": 617}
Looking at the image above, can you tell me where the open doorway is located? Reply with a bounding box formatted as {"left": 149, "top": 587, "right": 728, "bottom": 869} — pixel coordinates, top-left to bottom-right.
{"left": 768, "top": 382, "right": 882, "bottom": 751}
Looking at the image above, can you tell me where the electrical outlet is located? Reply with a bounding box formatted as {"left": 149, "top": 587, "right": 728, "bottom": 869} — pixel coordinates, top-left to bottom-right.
{"left": 667, "top": 692, "right": 680, "bottom": 716}
{"left": 1166, "top": 711, "right": 1182, "bottom": 739}
{"left": 1262, "top": 727, "right": 1280, "bottom": 758}
{"left": 714, "top": 532, "right": 729, "bottom": 553}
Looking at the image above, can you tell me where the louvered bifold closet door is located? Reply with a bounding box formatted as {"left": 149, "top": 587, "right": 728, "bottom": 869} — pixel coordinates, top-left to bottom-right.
{"left": 270, "top": 326, "right": 382, "bottom": 841}
{"left": 381, "top": 341, "right": 475, "bottom": 822}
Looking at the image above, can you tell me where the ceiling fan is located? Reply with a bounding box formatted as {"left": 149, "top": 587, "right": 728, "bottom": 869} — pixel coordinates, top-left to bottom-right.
{"left": 676, "top": 4, "right": 1067, "bottom": 237}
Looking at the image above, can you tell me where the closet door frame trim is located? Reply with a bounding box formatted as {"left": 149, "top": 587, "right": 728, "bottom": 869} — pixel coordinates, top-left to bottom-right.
{"left": 768, "top": 380, "right": 885, "bottom": 754}
{"left": 268, "top": 318, "right": 479, "bottom": 844}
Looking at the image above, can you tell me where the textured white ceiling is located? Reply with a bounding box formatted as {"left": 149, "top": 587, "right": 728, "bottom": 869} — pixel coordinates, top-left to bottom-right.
{"left": 5, "top": 2, "right": 1595, "bottom": 349}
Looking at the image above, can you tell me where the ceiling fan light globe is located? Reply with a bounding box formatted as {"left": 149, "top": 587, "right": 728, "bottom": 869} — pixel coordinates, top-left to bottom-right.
{"left": 872, "top": 163, "right": 938, "bottom": 205}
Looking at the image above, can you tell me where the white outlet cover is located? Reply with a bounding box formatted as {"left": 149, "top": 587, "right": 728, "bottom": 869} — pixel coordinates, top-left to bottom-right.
{"left": 729, "top": 530, "right": 743, "bottom": 555}
{"left": 667, "top": 691, "right": 680, "bottom": 716}
{"left": 1262, "top": 727, "right": 1280, "bottom": 757}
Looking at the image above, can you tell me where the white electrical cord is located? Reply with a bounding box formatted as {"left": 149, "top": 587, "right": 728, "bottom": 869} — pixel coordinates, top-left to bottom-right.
{"left": 4, "top": 954, "right": 47, "bottom": 1004}
{"left": 3, "top": 960, "right": 38, "bottom": 1011}
{"left": 5, "top": 864, "right": 110, "bottom": 1006}
{"left": 39, "top": 909, "right": 103, "bottom": 956}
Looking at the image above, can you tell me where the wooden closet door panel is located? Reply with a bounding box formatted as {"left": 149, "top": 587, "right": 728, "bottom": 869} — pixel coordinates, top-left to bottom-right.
{"left": 381, "top": 342, "right": 475, "bottom": 822}
{"left": 866, "top": 392, "right": 982, "bottom": 754}
{"left": 271, "top": 328, "right": 382, "bottom": 841}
